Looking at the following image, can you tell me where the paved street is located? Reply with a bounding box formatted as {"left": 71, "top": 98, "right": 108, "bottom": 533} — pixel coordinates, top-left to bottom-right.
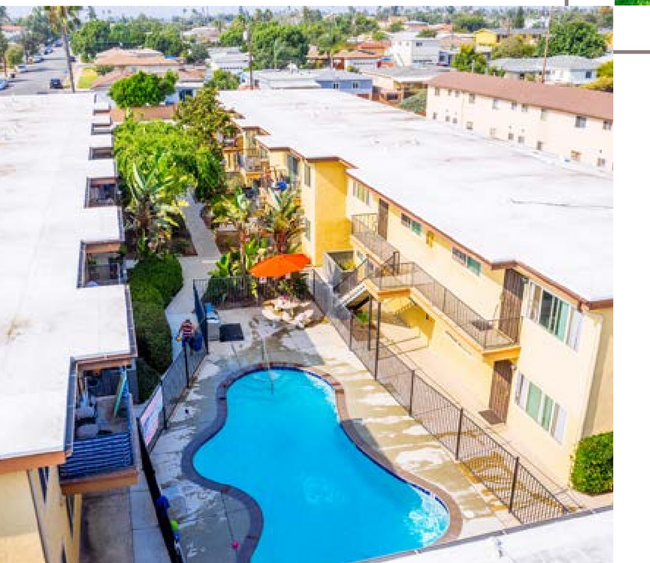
{"left": 0, "top": 46, "right": 72, "bottom": 96}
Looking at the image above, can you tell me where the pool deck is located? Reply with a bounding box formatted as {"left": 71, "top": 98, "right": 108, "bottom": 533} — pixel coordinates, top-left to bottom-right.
{"left": 151, "top": 306, "right": 511, "bottom": 563}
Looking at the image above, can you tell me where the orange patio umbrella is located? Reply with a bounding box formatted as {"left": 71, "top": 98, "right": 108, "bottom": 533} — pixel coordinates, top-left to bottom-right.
{"left": 249, "top": 253, "right": 311, "bottom": 278}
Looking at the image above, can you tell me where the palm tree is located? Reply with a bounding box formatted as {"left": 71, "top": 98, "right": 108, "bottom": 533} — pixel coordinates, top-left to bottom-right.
{"left": 211, "top": 187, "right": 258, "bottom": 272}
{"left": 317, "top": 31, "right": 345, "bottom": 69}
{"left": 259, "top": 187, "right": 304, "bottom": 255}
{"left": 44, "top": 6, "right": 81, "bottom": 93}
{"left": 125, "top": 161, "right": 186, "bottom": 258}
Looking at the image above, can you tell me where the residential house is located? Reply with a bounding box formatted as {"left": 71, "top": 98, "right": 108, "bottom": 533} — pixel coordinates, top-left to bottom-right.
{"left": 220, "top": 88, "right": 612, "bottom": 487}
{"left": 182, "top": 26, "right": 221, "bottom": 43}
{"left": 389, "top": 31, "right": 441, "bottom": 67}
{"left": 332, "top": 49, "right": 382, "bottom": 71}
{"left": 489, "top": 55, "right": 612, "bottom": 85}
{"left": 0, "top": 94, "right": 139, "bottom": 563}
{"left": 1, "top": 24, "right": 25, "bottom": 42}
{"left": 427, "top": 72, "right": 613, "bottom": 171}
{"left": 94, "top": 47, "right": 180, "bottom": 73}
{"left": 474, "top": 28, "right": 547, "bottom": 48}
{"left": 361, "top": 65, "right": 451, "bottom": 103}
{"left": 402, "top": 20, "right": 430, "bottom": 32}
{"left": 241, "top": 68, "right": 373, "bottom": 98}
{"left": 207, "top": 47, "right": 251, "bottom": 76}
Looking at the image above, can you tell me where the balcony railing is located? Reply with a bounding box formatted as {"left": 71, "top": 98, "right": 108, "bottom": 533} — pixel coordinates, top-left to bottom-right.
{"left": 237, "top": 148, "right": 266, "bottom": 173}
{"left": 350, "top": 214, "right": 521, "bottom": 349}
{"left": 85, "top": 262, "right": 124, "bottom": 286}
{"left": 59, "top": 394, "right": 137, "bottom": 485}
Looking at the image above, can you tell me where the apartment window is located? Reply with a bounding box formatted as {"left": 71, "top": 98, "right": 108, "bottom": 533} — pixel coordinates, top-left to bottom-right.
{"left": 586, "top": 70, "right": 593, "bottom": 79}
{"left": 434, "top": 87, "right": 440, "bottom": 96}
{"left": 400, "top": 213, "right": 423, "bottom": 236}
{"left": 603, "top": 120, "right": 612, "bottom": 131}
{"left": 507, "top": 132, "right": 514, "bottom": 141}
{"left": 452, "top": 117, "right": 457, "bottom": 124}
{"left": 66, "top": 495, "right": 75, "bottom": 534}
{"left": 540, "top": 108, "right": 548, "bottom": 121}
{"left": 352, "top": 181, "right": 370, "bottom": 205}
{"left": 448, "top": 89, "right": 452, "bottom": 96}
{"left": 38, "top": 467, "right": 49, "bottom": 501}
{"left": 597, "top": 157, "right": 607, "bottom": 168}
{"left": 571, "top": 150, "right": 581, "bottom": 162}
{"left": 286, "top": 153, "right": 300, "bottom": 180}
{"left": 514, "top": 372, "right": 567, "bottom": 443}
{"left": 536, "top": 141, "right": 544, "bottom": 151}
{"left": 511, "top": 101, "right": 518, "bottom": 110}
{"left": 432, "top": 112, "right": 438, "bottom": 120}
{"left": 492, "top": 99, "right": 500, "bottom": 110}
{"left": 521, "top": 104, "right": 529, "bottom": 113}
{"left": 445, "top": 115, "right": 450, "bottom": 122}
{"left": 466, "top": 121, "right": 473, "bottom": 131}
{"left": 415, "top": 41, "right": 423, "bottom": 47}
{"left": 455, "top": 90, "right": 460, "bottom": 98}
{"left": 575, "top": 116, "right": 587, "bottom": 128}
{"left": 303, "top": 163, "right": 312, "bottom": 187}
{"left": 525, "top": 281, "right": 583, "bottom": 349}
{"left": 426, "top": 230, "right": 434, "bottom": 247}
{"left": 489, "top": 127, "right": 497, "bottom": 138}
{"left": 332, "top": 82, "right": 340, "bottom": 90}
{"left": 452, "top": 248, "right": 481, "bottom": 275}
{"left": 517, "top": 135, "right": 525, "bottom": 144}
{"left": 468, "top": 93, "right": 475, "bottom": 104}
{"left": 304, "top": 218, "right": 311, "bottom": 241}
{"left": 352, "top": 81, "right": 359, "bottom": 89}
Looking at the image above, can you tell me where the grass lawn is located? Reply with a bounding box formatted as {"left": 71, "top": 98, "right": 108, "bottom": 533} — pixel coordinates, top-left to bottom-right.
{"left": 77, "top": 67, "right": 98, "bottom": 89}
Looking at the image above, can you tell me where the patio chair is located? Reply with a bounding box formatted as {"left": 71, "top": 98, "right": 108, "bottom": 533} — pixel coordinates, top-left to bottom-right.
{"left": 262, "top": 307, "right": 282, "bottom": 327}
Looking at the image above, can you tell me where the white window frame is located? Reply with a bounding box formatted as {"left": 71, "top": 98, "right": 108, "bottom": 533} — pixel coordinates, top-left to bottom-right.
{"left": 452, "top": 247, "right": 481, "bottom": 276}
{"left": 514, "top": 372, "right": 567, "bottom": 443}
{"left": 352, "top": 181, "right": 370, "bottom": 205}
{"left": 575, "top": 115, "right": 587, "bottom": 129}
{"left": 400, "top": 213, "right": 423, "bottom": 237}
{"left": 303, "top": 163, "right": 312, "bottom": 187}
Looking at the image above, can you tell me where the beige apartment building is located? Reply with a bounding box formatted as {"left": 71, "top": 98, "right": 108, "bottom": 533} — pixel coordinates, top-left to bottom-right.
{"left": 0, "top": 95, "right": 138, "bottom": 563}
{"left": 427, "top": 72, "right": 613, "bottom": 172}
{"left": 221, "top": 89, "right": 612, "bottom": 487}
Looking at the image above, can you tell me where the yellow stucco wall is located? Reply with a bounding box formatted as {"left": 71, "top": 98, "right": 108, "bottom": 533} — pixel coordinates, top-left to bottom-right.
{"left": 582, "top": 307, "right": 613, "bottom": 437}
{"left": 0, "top": 471, "right": 46, "bottom": 563}
{"left": 28, "top": 467, "right": 81, "bottom": 563}
{"left": 474, "top": 30, "right": 498, "bottom": 46}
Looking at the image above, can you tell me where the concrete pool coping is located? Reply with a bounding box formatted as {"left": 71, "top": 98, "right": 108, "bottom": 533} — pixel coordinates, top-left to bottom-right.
{"left": 181, "top": 361, "right": 463, "bottom": 562}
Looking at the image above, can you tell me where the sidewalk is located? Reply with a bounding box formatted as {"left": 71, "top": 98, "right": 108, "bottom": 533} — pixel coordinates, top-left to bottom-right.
{"left": 166, "top": 192, "right": 221, "bottom": 358}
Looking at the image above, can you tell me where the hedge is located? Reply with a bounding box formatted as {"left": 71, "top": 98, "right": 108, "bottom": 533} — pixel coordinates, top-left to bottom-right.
{"left": 570, "top": 431, "right": 613, "bottom": 494}
{"left": 129, "top": 276, "right": 165, "bottom": 307}
{"left": 136, "top": 358, "right": 161, "bottom": 403}
{"left": 132, "top": 300, "right": 172, "bottom": 375}
{"left": 129, "top": 255, "right": 183, "bottom": 306}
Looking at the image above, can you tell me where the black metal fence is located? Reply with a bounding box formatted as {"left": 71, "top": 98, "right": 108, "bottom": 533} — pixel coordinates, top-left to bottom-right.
{"left": 310, "top": 269, "right": 569, "bottom": 526}
{"left": 138, "top": 340, "right": 207, "bottom": 452}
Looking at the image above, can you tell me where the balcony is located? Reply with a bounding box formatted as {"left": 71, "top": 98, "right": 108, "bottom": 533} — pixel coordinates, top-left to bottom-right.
{"left": 350, "top": 214, "right": 521, "bottom": 351}
{"left": 59, "top": 393, "right": 139, "bottom": 495}
{"left": 84, "top": 254, "right": 124, "bottom": 287}
{"left": 237, "top": 148, "right": 265, "bottom": 173}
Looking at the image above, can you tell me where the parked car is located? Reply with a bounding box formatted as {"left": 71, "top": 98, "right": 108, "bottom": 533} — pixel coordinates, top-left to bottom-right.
{"left": 54, "top": 39, "right": 62, "bottom": 47}
{"left": 17, "top": 64, "right": 28, "bottom": 73}
{"left": 44, "top": 47, "right": 53, "bottom": 55}
{"left": 33, "top": 55, "right": 44, "bottom": 63}
{"left": 0, "top": 79, "right": 9, "bottom": 91}
{"left": 49, "top": 78, "right": 63, "bottom": 89}
{"left": 68, "top": 55, "right": 76, "bottom": 62}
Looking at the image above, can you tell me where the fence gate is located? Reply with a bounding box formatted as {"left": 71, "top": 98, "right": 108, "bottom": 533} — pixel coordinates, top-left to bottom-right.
{"left": 488, "top": 360, "right": 514, "bottom": 422}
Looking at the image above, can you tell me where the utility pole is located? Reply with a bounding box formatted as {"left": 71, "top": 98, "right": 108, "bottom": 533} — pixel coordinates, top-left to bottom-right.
{"left": 540, "top": 8, "right": 552, "bottom": 84}
{"left": 243, "top": 27, "right": 253, "bottom": 90}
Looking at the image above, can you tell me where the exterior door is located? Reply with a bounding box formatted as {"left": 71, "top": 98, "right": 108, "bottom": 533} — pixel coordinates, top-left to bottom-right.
{"left": 499, "top": 269, "right": 526, "bottom": 341}
{"left": 489, "top": 360, "right": 513, "bottom": 422}
{"left": 378, "top": 199, "right": 389, "bottom": 239}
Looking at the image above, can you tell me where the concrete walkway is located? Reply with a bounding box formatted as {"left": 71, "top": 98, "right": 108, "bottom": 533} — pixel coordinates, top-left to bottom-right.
{"left": 166, "top": 192, "right": 221, "bottom": 358}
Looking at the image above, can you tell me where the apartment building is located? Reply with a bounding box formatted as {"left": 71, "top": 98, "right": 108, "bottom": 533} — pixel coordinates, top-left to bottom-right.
{"left": 427, "top": 72, "right": 613, "bottom": 171}
{"left": 474, "top": 28, "right": 547, "bottom": 48}
{"left": 489, "top": 55, "right": 612, "bottom": 86}
{"left": 221, "top": 89, "right": 612, "bottom": 486}
{"left": 388, "top": 31, "right": 440, "bottom": 66}
{"left": 0, "top": 95, "right": 138, "bottom": 563}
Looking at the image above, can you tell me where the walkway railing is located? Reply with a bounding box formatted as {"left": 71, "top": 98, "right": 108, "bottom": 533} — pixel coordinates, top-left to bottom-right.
{"left": 350, "top": 214, "right": 521, "bottom": 349}
{"left": 310, "top": 269, "right": 568, "bottom": 525}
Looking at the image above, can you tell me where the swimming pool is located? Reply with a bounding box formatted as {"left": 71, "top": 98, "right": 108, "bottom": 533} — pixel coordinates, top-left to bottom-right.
{"left": 193, "top": 367, "right": 450, "bottom": 563}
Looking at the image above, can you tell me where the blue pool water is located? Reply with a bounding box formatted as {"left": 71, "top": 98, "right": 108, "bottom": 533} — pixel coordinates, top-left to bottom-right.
{"left": 193, "top": 368, "right": 449, "bottom": 563}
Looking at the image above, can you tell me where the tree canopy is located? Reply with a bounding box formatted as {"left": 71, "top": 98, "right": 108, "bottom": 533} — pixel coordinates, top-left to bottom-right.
{"left": 492, "top": 36, "right": 536, "bottom": 59}
{"left": 109, "top": 71, "right": 177, "bottom": 108}
{"left": 583, "top": 60, "right": 613, "bottom": 93}
{"left": 452, "top": 45, "right": 487, "bottom": 74}
{"left": 70, "top": 19, "right": 111, "bottom": 61}
{"left": 398, "top": 91, "right": 427, "bottom": 115}
{"left": 205, "top": 69, "right": 241, "bottom": 91}
{"left": 451, "top": 13, "right": 487, "bottom": 33}
{"left": 537, "top": 21, "right": 607, "bottom": 58}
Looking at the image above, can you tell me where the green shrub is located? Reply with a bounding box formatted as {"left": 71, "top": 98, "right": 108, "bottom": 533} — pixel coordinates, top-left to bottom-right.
{"left": 129, "top": 276, "right": 165, "bottom": 307}
{"left": 570, "top": 432, "right": 613, "bottom": 494}
{"left": 129, "top": 255, "right": 183, "bottom": 306}
{"left": 132, "top": 300, "right": 172, "bottom": 374}
{"left": 136, "top": 358, "right": 161, "bottom": 403}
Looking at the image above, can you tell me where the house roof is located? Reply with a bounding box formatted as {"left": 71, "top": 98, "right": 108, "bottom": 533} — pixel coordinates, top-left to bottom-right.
{"left": 91, "top": 68, "right": 206, "bottom": 90}
{"left": 480, "top": 28, "right": 547, "bottom": 35}
{"left": 490, "top": 55, "right": 607, "bottom": 74}
{"left": 221, "top": 89, "right": 612, "bottom": 304}
{"left": 428, "top": 72, "right": 613, "bottom": 121}
{"left": 361, "top": 65, "right": 451, "bottom": 83}
{"left": 334, "top": 49, "right": 381, "bottom": 60}
{"left": 95, "top": 47, "right": 180, "bottom": 67}
{"left": 0, "top": 94, "right": 133, "bottom": 464}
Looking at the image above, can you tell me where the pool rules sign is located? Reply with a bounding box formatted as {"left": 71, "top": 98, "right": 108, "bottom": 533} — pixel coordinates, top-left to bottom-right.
{"left": 140, "top": 386, "right": 164, "bottom": 448}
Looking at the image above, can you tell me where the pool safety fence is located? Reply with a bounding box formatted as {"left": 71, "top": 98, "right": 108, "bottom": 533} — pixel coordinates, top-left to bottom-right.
{"left": 309, "top": 269, "right": 569, "bottom": 526}
{"left": 138, "top": 339, "right": 207, "bottom": 453}
{"left": 138, "top": 425, "right": 187, "bottom": 563}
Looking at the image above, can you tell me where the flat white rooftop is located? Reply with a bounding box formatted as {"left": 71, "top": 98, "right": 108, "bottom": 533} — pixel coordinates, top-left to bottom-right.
{"left": 220, "top": 89, "right": 612, "bottom": 303}
{"left": 0, "top": 94, "right": 132, "bottom": 462}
